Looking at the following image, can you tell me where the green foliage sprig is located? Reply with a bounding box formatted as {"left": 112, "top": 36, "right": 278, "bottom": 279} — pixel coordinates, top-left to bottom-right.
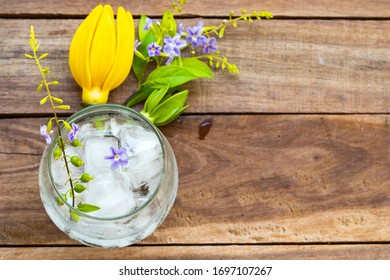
{"left": 26, "top": 26, "right": 99, "bottom": 221}
{"left": 172, "top": 0, "right": 187, "bottom": 14}
{"left": 126, "top": 2, "right": 272, "bottom": 126}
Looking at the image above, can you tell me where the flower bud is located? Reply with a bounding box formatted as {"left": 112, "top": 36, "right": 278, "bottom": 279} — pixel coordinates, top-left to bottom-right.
{"left": 70, "top": 156, "right": 84, "bottom": 167}
{"left": 74, "top": 183, "right": 87, "bottom": 193}
{"left": 53, "top": 148, "right": 62, "bottom": 160}
{"left": 56, "top": 196, "right": 65, "bottom": 206}
{"left": 80, "top": 173, "right": 94, "bottom": 183}
{"left": 71, "top": 139, "right": 83, "bottom": 147}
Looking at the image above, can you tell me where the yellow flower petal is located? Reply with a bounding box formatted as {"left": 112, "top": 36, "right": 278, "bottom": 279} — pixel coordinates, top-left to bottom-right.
{"left": 89, "top": 4, "right": 116, "bottom": 89}
{"left": 69, "top": 4, "right": 103, "bottom": 90}
{"left": 102, "top": 8, "right": 135, "bottom": 92}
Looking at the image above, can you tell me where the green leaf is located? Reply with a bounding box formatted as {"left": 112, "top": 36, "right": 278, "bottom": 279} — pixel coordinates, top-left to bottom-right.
{"left": 139, "top": 18, "right": 158, "bottom": 49}
{"left": 132, "top": 31, "right": 156, "bottom": 82}
{"left": 161, "top": 11, "right": 176, "bottom": 37}
{"left": 138, "top": 15, "right": 149, "bottom": 42}
{"left": 155, "top": 104, "right": 189, "bottom": 126}
{"left": 125, "top": 86, "right": 155, "bottom": 107}
{"left": 144, "top": 85, "right": 170, "bottom": 113}
{"left": 77, "top": 203, "right": 100, "bottom": 213}
{"left": 49, "top": 81, "right": 59, "bottom": 85}
{"left": 143, "top": 66, "right": 197, "bottom": 88}
{"left": 143, "top": 89, "right": 158, "bottom": 113}
{"left": 173, "top": 58, "right": 214, "bottom": 78}
{"left": 25, "top": 54, "right": 34, "bottom": 59}
{"left": 150, "top": 90, "right": 189, "bottom": 125}
{"left": 132, "top": 56, "right": 148, "bottom": 82}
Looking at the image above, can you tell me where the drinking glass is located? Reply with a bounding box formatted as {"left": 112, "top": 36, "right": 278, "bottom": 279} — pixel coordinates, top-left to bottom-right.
{"left": 38, "top": 104, "right": 178, "bottom": 248}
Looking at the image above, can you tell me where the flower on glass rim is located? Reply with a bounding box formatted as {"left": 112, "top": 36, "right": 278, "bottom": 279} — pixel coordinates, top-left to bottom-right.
{"left": 104, "top": 146, "right": 129, "bottom": 169}
{"left": 40, "top": 125, "right": 53, "bottom": 145}
{"left": 147, "top": 42, "right": 162, "bottom": 57}
{"left": 186, "top": 21, "right": 206, "bottom": 48}
{"left": 201, "top": 37, "right": 218, "bottom": 54}
{"left": 68, "top": 123, "right": 79, "bottom": 142}
{"left": 163, "top": 34, "right": 187, "bottom": 65}
{"left": 68, "top": 4, "right": 134, "bottom": 105}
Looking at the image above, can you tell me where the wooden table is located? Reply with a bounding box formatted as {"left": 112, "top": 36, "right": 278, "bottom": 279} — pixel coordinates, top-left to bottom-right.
{"left": 1, "top": 0, "right": 390, "bottom": 260}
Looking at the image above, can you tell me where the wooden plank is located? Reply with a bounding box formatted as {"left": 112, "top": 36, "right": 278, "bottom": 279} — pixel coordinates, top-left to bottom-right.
{"left": 1, "top": 115, "right": 390, "bottom": 245}
{"left": 1, "top": 0, "right": 390, "bottom": 18}
{"left": 1, "top": 244, "right": 390, "bottom": 259}
{"left": 1, "top": 19, "right": 389, "bottom": 116}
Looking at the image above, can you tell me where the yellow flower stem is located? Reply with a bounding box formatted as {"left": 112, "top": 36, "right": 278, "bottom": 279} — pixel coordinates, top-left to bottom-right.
{"left": 82, "top": 88, "right": 110, "bottom": 105}
{"left": 30, "top": 27, "right": 76, "bottom": 207}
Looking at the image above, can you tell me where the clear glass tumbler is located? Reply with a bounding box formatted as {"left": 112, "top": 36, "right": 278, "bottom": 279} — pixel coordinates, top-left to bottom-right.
{"left": 38, "top": 104, "right": 178, "bottom": 248}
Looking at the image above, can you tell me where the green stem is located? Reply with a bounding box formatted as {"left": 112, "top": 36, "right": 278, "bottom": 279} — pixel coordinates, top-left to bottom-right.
{"left": 32, "top": 47, "right": 76, "bottom": 207}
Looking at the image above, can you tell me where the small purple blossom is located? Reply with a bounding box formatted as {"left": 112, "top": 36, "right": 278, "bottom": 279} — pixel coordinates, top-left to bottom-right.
{"left": 163, "top": 34, "right": 187, "bottom": 65}
{"left": 68, "top": 123, "right": 79, "bottom": 142}
{"left": 201, "top": 37, "right": 218, "bottom": 54}
{"left": 143, "top": 18, "right": 158, "bottom": 30}
{"left": 40, "top": 125, "right": 53, "bottom": 145}
{"left": 104, "top": 146, "right": 129, "bottom": 169}
{"left": 147, "top": 42, "right": 162, "bottom": 57}
{"left": 178, "top": 23, "right": 185, "bottom": 35}
{"left": 186, "top": 22, "right": 206, "bottom": 48}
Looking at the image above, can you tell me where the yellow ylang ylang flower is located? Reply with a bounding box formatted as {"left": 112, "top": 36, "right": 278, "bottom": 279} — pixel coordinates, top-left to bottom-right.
{"left": 69, "top": 4, "right": 134, "bottom": 105}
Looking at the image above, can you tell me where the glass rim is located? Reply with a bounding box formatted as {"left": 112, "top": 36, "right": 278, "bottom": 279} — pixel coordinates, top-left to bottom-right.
{"left": 47, "top": 104, "right": 166, "bottom": 221}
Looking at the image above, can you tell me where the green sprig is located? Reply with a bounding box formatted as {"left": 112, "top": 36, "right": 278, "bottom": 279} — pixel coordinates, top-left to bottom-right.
{"left": 27, "top": 26, "right": 99, "bottom": 221}
{"left": 127, "top": 7, "right": 272, "bottom": 126}
{"left": 203, "top": 10, "right": 273, "bottom": 38}
{"left": 172, "top": 0, "right": 187, "bottom": 14}
{"left": 26, "top": 26, "right": 77, "bottom": 207}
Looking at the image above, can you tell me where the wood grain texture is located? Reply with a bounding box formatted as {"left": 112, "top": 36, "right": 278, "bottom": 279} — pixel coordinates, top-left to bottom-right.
{"left": 2, "top": 244, "right": 390, "bottom": 260}
{"left": 1, "top": 0, "right": 390, "bottom": 18}
{"left": 1, "top": 0, "right": 390, "bottom": 260}
{"left": 1, "top": 115, "right": 390, "bottom": 245}
{"left": 1, "top": 19, "right": 389, "bottom": 116}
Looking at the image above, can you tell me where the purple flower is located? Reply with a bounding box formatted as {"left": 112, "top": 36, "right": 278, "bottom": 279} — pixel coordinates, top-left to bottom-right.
{"left": 201, "top": 37, "right": 218, "bottom": 54}
{"left": 40, "top": 125, "right": 53, "bottom": 145}
{"left": 163, "top": 34, "right": 187, "bottom": 65}
{"left": 147, "top": 42, "right": 162, "bottom": 57}
{"left": 104, "top": 146, "right": 129, "bottom": 169}
{"left": 143, "top": 18, "right": 158, "bottom": 30}
{"left": 186, "top": 22, "right": 206, "bottom": 48}
{"left": 68, "top": 123, "right": 79, "bottom": 142}
{"left": 178, "top": 23, "right": 185, "bottom": 35}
